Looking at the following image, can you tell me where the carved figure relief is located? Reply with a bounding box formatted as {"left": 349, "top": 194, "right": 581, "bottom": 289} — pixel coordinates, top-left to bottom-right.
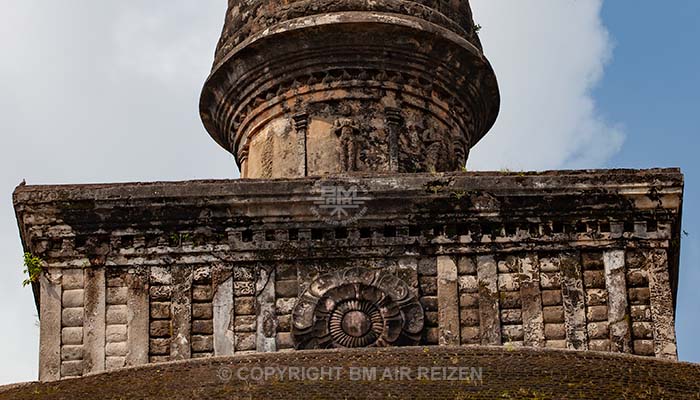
{"left": 333, "top": 118, "right": 361, "bottom": 172}
{"left": 423, "top": 128, "right": 445, "bottom": 173}
{"left": 292, "top": 267, "right": 424, "bottom": 349}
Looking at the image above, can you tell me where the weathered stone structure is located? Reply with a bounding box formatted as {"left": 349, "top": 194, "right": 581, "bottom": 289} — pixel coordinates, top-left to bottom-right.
{"left": 8, "top": 0, "right": 691, "bottom": 395}
{"left": 13, "top": 169, "right": 683, "bottom": 381}
{"left": 200, "top": 0, "right": 499, "bottom": 177}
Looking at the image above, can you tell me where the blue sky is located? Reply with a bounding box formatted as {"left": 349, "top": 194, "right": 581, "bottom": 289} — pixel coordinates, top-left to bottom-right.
{"left": 0, "top": 0, "right": 698, "bottom": 384}
{"left": 598, "top": 1, "right": 700, "bottom": 363}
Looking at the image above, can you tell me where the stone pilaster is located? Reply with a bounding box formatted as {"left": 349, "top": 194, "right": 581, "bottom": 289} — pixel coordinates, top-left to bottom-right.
{"left": 385, "top": 107, "right": 403, "bottom": 172}
{"left": 646, "top": 249, "right": 678, "bottom": 359}
{"left": 559, "top": 253, "right": 588, "bottom": 350}
{"left": 213, "top": 266, "right": 234, "bottom": 356}
{"left": 519, "top": 254, "right": 545, "bottom": 348}
{"left": 604, "top": 250, "right": 632, "bottom": 353}
{"left": 125, "top": 267, "right": 149, "bottom": 366}
{"left": 293, "top": 113, "right": 309, "bottom": 176}
{"left": 39, "top": 269, "right": 62, "bottom": 382}
{"left": 170, "top": 266, "right": 193, "bottom": 360}
{"left": 256, "top": 266, "right": 276, "bottom": 352}
{"left": 477, "top": 255, "right": 501, "bottom": 345}
{"left": 437, "top": 256, "right": 460, "bottom": 345}
{"left": 83, "top": 267, "right": 105, "bottom": 374}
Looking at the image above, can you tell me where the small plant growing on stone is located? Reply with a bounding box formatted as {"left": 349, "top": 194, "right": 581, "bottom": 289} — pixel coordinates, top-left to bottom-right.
{"left": 22, "top": 252, "right": 45, "bottom": 287}
{"left": 473, "top": 24, "right": 482, "bottom": 33}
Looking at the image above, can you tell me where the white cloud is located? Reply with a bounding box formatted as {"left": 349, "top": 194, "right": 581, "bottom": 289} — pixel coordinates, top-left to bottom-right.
{"left": 469, "top": 0, "right": 624, "bottom": 170}
{"left": 0, "top": 0, "right": 622, "bottom": 384}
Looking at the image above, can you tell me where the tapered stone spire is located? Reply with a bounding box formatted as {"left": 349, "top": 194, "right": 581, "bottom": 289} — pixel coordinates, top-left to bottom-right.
{"left": 200, "top": 0, "right": 500, "bottom": 177}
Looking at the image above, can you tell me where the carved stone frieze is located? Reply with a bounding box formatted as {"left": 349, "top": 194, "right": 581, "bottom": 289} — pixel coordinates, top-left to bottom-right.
{"left": 292, "top": 268, "right": 424, "bottom": 349}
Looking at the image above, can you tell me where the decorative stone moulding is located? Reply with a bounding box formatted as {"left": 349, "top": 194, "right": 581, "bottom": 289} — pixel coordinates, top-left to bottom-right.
{"left": 292, "top": 268, "right": 424, "bottom": 349}
{"left": 200, "top": 0, "right": 500, "bottom": 177}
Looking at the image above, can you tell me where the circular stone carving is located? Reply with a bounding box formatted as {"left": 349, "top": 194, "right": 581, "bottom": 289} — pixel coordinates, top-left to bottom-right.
{"left": 292, "top": 268, "right": 424, "bottom": 349}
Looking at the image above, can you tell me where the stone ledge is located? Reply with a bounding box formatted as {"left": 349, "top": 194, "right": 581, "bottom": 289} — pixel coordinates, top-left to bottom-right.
{"left": 2, "top": 346, "right": 698, "bottom": 399}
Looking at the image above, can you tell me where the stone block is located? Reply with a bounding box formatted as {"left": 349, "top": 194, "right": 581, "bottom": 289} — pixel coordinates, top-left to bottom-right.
{"left": 460, "top": 309, "right": 480, "bottom": 326}
{"left": 61, "top": 360, "right": 83, "bottom": 377}
{"left": 460, "top": 327, "right": 480, "bottom": 344}
{"left": 192, "top": 320, "right": 214, "bottom": 335}
{"left": 62, "top": 327, "right": 83, "bottom": 345}
{"left": 502, "top": 325, "right": 524, "bottom": 342}
{"left": 540, "top": 272, "right": 561, "bottom": 289}
{"left": 628, "top": 287, "right": 651, "bottom": 304}
{"left": 235, "top": 333, "right": 256, "bottom": 351}
{"left": 544, "top": 324, "right": 566, "bottom": 340}
{"left": 543, "top": 306, "right": 564, "bottom": 324}
{"left": 632, "top": 322, "right": 653, "bottom": 339}
{"left": 631, "top": 305, "right": 651, "bottom": 322}
{"left": 275, "top": 280, "right": 299, "bottom": 298}
{"left": 105, "top": 342, "right": 127, "bottom": 357}
{"left": 150, "top": 302, "right": 171, "bottom": 319}
{"left": 585, "top": 289, "right": 608, "bottom": 306}
{"left": 581, "top": 252, "right": 604, "bottom": 270}
{"left": 540, "top": 290, "right": 562, "bottom": 306}
{"left": 235, "top": 316, "right": 257, "bottom": 332}
{"left": 234, "top": 281, "right": 255, "bottom": 296}
{"left": 192, "top": 285, "right": 213, "bottom": 302}
{"left": 150, "top": 285, "right": 172, "bottom": 301}
{"left": 500, "top": 309, "right": 522, "bottom": 325}
{"left": 150, "top": 320, "right": 171, "bottom": 338}
{"left": 105, "top": 356, "right": 125, "bottom": 370}
{"left": 589, "top": 339, "right": 611, "bottom": 352}
{"left": 420, "top": 296, "right": 438, "bottom": 311}
{"left": 149, "top": 338, "right": 170, "bottom": 355}
{"left": 586, "top": 305, "right": 608, "bottom": 322}
{"left": 633, "top": 340, "right": 655, "bottom": 356}
{"left": 497, "top": 273, "right": 520, "bottom": 292}
{"left": 61, "top": 345, "right": 83, "bottom": 362}
{"left": 106, "top": 325, "right": 127, "bottom": 343}
{"left": 62, "top": 308, "right": 84, "bottom": 328}
{"left": 583, "top": 270, "right": 605, "bottom": 288}
{"left": 192, "top": 303, "right": 214, "bottom": 320}
{"left": 62, "top": 289, "right": 84, "bottom": 308}
{"left": 106, "top": 305, "right": 128, "bottom": 325}
{"left": 192, "top": 335, "right": 214, "bottom": 352}
{"left": 234, "top": 297, "right": 256, "bottom": 316}
{"left": 62, "top": 269, "right": 84, "bottom": 290}
{"left": 499, "top": 292, "right": 521, "bottom": 309}
{"left": 587, "top": 322, "right": 609, "bottom": 340}
{"left": 106, "top": 287, "right": 128, "bottom": 305}
{"left": 626, "top": 269, "right": 648, "bottom": 287}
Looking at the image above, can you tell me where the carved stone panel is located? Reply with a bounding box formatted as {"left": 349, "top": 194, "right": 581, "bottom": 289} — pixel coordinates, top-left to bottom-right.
{"left": 292, "top": 267, "right": 424, "bottom": 349}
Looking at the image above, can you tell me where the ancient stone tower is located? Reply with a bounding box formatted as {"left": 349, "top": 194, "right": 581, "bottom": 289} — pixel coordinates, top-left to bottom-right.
{"left": 199, "top": 0, "right": 499, "bottom": 177}
{"left": 9, "top": 1, "right": 696, "bottom": 398}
